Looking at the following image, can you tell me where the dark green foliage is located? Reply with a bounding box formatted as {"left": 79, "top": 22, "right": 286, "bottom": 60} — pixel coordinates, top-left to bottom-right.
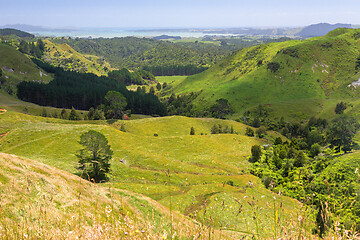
{"left": 327, "top": 115, "right": 359, "bottom": 153}
{"left": 18, "top": 39, "right": 44, "bottom": 58}
{"left": 211, "top": 124, "right": 219, "bottom": 134}
{"left": 293, "top": 151, "right": 306, "bottom": 167}
{"left": 108, "top": 68, "right": 145, "bottom": 86}
{"left": 267, "top": 62, "right": 280, "bottom": 72}
{"left": 209, "top": 98, "right": 234, "bottom": 119}
{"left": 149, "top": 86, "right": 155, "bottom": 95}
{"left": 156, "top": 82, "right": 162, "bottom": 91}
{"left": 104, "top": 91, "right": 127, "bottom": 119}
{"left": 274, "top": 137, "right": 282, "bottom": 145}
{"left": 17, "top": 59, "right": 166, "bottom": 116}
{"left": 309, "top": 143, "right": 321, "bottom": 157}
{"left": 136, "top": 69, "right": 155, "bottom": 81}
{"left": 210, "top": 124, "right": 235, "bottom": 134}
{"left": 334, "top": 101, "right": 347, "bottom": 114}
{"left": 0, "top": 28, "right": 34, "bottom": 38}
{"left": 52, "top": 37, "right": 228, "bottom": 72}
{"left": 143, "top": 65, "right": 208, "bottom": 76}
{"left": 190, "top": 127, "right": 195, "bottom": 135}
{"left": 77, "top": 130, "right": 112, "bottom": 183}
{"left": 68, "top": 107, "right": 81, "bottom": 120}
{"left": 164, "top": 92, "right": 199, "bottom": 117}
{"left": 250, "top": 145, "right": 262, "bottom": 162}
{"left": 245, "top": 127, "right": 255, "bottom": 137}
{"left": 60, "top": 109, "right": 67, "bottom": 119}
{"left": 281, "top": 47, "right": 299, "bottom": 58}
{"left": 355, "top": 56, "right": 360, "bottom": 71}
{"left": 255, "top": 126, "right": 267, "bottom": 138}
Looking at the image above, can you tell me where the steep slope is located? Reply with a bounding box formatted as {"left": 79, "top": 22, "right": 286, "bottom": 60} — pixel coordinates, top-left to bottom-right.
{"left": 42, "top": 39, "right": 114, "bottom": 76}
{"left": 0, "top": 43, "right": 52, "bottom": 93}
{"left": 170, "top": 28, "right": 360, "bottom": 120}
{"left": 0, "top": 152, "right": 241, "bottom": 239}
{"left": 0, "top": 110, "right": 314, "bottom": 238}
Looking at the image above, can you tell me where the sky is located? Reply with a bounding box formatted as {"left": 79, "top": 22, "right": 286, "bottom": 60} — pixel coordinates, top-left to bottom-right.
{"left": 1, "top": 0, "right": 360, "bottom": 28}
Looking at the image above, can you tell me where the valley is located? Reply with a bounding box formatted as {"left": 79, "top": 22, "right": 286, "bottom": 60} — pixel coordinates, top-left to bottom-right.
{"left": 0, "top": 25, "right": 360, "bottom": 239}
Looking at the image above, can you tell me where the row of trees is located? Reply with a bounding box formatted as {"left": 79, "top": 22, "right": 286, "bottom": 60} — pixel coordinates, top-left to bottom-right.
{"left": 142, "top": 65, "right": 208, "bottom": 76}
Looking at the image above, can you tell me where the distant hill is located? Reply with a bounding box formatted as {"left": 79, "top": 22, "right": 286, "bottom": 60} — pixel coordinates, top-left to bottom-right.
{"left": 0, "top": 24, "right": 76, "bottom": 32}
{"left": 296, "top": 23, "right": 352, "bottom": 38}
{"left": 152, "top": 35, "right": 181, "bottom": 40}
{"left": 0, "top": 28, "right": 34, "bottom": 38}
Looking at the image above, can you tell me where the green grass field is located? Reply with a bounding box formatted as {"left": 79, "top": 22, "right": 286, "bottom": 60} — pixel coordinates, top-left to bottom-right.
{"left": 0, "top": 108, "right": 315, "bottom": 238}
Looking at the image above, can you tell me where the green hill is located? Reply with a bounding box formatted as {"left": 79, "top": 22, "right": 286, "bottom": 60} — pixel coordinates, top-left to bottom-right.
{"left": 42, "top": 39, "right": 114, "bottom": 76}
{"left": 0, "top": 152, "right": 243, "bottom": 239}
{"left": 0, "top": 109, "right": 314, "bottom": 238}
{"left": 0, "top": 43, "right": 52, "bottom": 94}
{"left": 0, "top": 28, "right": 34, "bottom": 38}
{"left": 168, "top": 28, "right": 360, "bottom": 121}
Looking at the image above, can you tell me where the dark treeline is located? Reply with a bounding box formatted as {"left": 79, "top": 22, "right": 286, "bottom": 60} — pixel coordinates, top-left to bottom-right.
{"left": 0, "top": 28, "right": 35, "bottom": 38}
{"left": 17, "top": 59, "right": 166, "bottom": 116}
{"left": 143, "top": 65, "right": 208, "bottom": 76}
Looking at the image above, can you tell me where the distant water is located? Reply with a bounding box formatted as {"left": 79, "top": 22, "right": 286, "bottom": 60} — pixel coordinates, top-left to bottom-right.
{"left": 30, "top": 28, "right": 232, "bottom": 38}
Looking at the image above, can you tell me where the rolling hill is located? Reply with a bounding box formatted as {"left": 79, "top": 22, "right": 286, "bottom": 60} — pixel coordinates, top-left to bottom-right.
{"left": 0, "top": 107, "right": 314, "bottom": 238}
{"left": 42, "top": 39, "right": 114, "bottom": 76}
{"left": 168, "top": 28, "right": 360, "bottom": 121}
{"left": 0, "top": 43, "right": 52, "bottom": 94}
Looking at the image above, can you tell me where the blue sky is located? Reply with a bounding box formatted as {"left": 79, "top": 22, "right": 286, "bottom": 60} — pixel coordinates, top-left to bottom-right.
{"left": 1, "top": 0, "right": 360, "bottom": 28}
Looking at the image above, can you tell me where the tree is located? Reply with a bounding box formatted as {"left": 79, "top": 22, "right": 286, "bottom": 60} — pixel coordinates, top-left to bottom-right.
{"left": 105, "top": 91, "right": 127, "bottom": 119}
{"left": 245, "top": 127, "right": 255, "bottom": 137}
{"left": 327, "top": 115, "right": 359, "bottom": 153}
{"left": 209, "top": 98, "right": 234, "bottom": 119}
{"left": 156, "top": 82, "right": 162, "bottom": 91}
{"left": 250, "top": 145, "right": 262, "bottom": 162}
{"left": 256, "top": 126, "right": 267, "bottom": 138}
{"left": 69, "top": 107, "right": 80, "bottom": 120}
{"left": 76, "top": 130, "right": 113, "bottom": 182}
{"left": 190, "top": 127, "right": 195, "bottom": 135}
{"left": 211, "top": 124, "right": 219, "bottom": 134}
{"left": 149, "top": 86, "right": 155, "bottom": 95}
{"left": 60, "top": 109, "right": 67, "bottom": 119}
{"left": 334, "top": 102, "right": 347, "bottom": 115}
{"left": 267, "top": 62, "right": 280, "bottom": 73}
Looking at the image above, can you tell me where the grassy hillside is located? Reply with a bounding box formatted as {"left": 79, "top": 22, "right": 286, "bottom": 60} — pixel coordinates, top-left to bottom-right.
{"left": 0, "top": 43, "right": 52, "bottom": 93}
{"left": 42, "top": 39, "right": 114, "bottom": 76}
{"left": 0, "top": 110, "right": 314, "bottom": 238}
{"left": 0, "top": 152, "right": 243, "bottom": 239}
{"left": 168, "top": 28, "right": 360, "bottom": 121}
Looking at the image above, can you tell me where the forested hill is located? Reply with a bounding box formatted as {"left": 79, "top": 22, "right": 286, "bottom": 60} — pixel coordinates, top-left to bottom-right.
{"left": 52, "top": 37, "right": 229, "bottom": 69}
{"left": 0, "top": 28, "right": 34, "bottom": 38}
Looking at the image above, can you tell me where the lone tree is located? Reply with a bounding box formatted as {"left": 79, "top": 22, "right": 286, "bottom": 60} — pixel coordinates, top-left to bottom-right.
{"left": 334, "top": 101, "right": 347, "bottom": 115}
{"left": 77, "top": 130, "right": 113, "bottom": 182}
